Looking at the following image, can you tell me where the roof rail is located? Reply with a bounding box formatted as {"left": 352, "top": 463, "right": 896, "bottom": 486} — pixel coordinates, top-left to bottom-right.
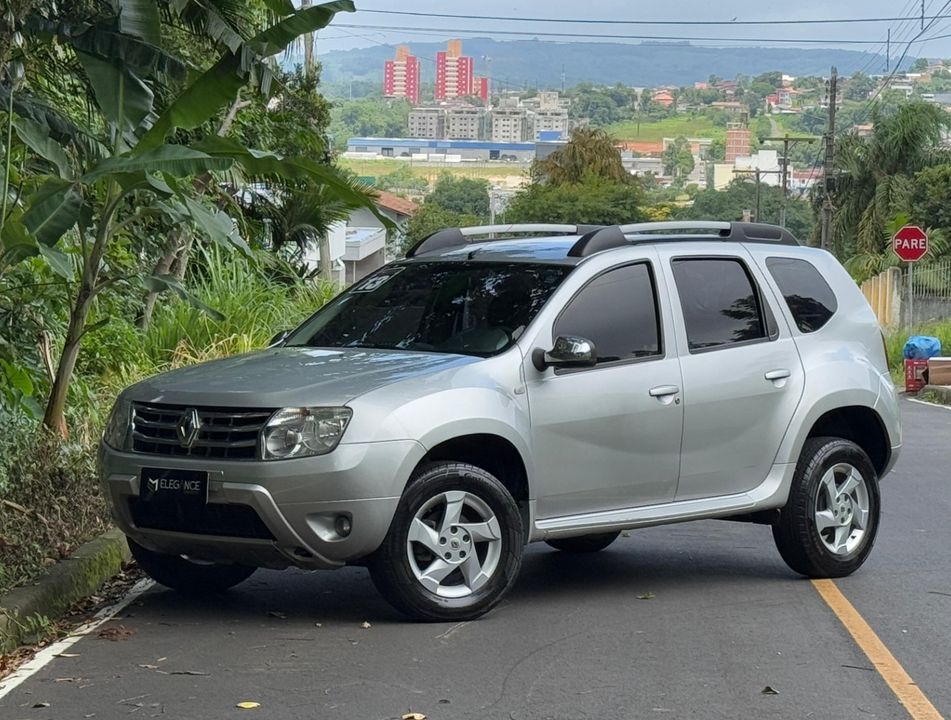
{"left": 406, "top": 224, "right": 597, "bottom": 258}
{"left": 568, "top": 221, "right": 799, "bottom": 258}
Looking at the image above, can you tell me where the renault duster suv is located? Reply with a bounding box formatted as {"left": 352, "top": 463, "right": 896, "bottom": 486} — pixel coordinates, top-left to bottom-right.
{"left": 100, "top": 221, "right": 901, "bottom": 621}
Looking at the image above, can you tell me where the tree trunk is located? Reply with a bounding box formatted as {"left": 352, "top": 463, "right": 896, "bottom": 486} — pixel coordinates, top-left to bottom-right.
{"left": 43, "top": 192, "right": 117, "bottom": 436}
{"left": 171, "top": 233, "right": 194, "bottom": 282}
{"left": 318, "top": 232, "right": 333, "bottom": 283}
{"left": 42, "top": 294, "right": 90, "bottom": 438}
{"left": 301, "top": 0, "right": 314, "bottom": 79}
{"left": 137, "top": 230, "right": 182, "bottom": 330}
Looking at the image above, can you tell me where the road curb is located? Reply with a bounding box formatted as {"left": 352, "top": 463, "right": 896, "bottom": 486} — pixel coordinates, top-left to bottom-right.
{"left": 0, "top": 529, "right": 131, "bottom": 652}
{"left": 920, "top": 384, "right": 951, "bottom": 405}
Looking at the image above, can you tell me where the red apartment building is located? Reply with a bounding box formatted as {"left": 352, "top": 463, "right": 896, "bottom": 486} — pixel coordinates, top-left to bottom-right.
{"left": 436, "top": 39, "right": 474, "bottom": 100}
{"left": 383, "top": 45, "right": 420, "bottom": 104}
{"left": 474, "top": 76, "right": 489, "bottom": 102}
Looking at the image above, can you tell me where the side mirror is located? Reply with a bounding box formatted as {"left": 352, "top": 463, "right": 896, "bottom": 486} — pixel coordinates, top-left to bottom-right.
{"left": 532, "top": 335, "right": 597, "bottom": 371}
{"left": 269, "top": 330, "right": 291, "bottom": 347}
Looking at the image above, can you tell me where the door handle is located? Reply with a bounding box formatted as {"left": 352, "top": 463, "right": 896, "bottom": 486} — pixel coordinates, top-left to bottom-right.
{"left": 649, "top": 385, "right": 680, "bottom": 397}
{"left": 765, "top": 369, "right": 791, "bottom": 381}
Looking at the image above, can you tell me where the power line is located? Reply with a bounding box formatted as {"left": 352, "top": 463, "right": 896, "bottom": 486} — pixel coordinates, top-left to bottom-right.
{"left": 317, "top": 27, "right": 524, "bottom": 91}
{"left": 357, "top": 8, "right": 951, "bottom": 27}
{"left": 859, "top": 0, "right": 951, "bottom": 116}
{"left": 333, "top": 23, "right": 932, "bottom": 45}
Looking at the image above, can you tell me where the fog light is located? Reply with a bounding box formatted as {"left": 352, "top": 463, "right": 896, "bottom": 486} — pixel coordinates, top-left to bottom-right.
{"left": 334, "top": 515, "right": 352, "bottom": 537}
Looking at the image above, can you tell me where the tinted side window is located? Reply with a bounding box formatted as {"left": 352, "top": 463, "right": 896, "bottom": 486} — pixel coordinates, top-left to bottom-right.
{"left": 672, "top": 258, "right": 766, "bottom": 351}
{"left": 554, "top": 263, "right": 661, "bottom": 364}
{"left": 766, "top": 257, "right": 838, "bottom": 333}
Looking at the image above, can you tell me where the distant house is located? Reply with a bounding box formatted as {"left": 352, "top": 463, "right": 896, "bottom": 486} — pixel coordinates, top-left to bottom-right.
{"left": 652, "top": 89, "right": 675, "bottom": 108}
{"left": 711, "top": 101, "right": 747, "bottom": 115}
{"left": 714, "top": 80, "right": 739, "bottom": 97}
{"left": 343, "top": 190, "right": 419, "bottom": 283}
{"left": 348, "top": 190, "right": 418, "bottom": 231}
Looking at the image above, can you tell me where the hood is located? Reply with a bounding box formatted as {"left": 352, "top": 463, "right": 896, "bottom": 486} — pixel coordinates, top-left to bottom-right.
{"left": 126, "top": 347, "right": 480, "bottom": 408}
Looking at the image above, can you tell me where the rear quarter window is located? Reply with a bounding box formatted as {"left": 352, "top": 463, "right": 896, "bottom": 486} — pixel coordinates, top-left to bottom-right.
{"left": 765, "top": 257, "right": 838, "bottom": 333}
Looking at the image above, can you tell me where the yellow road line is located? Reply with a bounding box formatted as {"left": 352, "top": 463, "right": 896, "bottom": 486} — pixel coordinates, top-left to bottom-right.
{"left": 812, "top": 579, "right": 944, "bottom": 720}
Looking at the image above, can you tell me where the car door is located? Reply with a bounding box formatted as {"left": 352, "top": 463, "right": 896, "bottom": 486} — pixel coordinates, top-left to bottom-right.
{"left": 526, "top": 257, "right": 684, "bottom": 519}
{"left": 661, "top": 248, "right": 805, "bottom": 501}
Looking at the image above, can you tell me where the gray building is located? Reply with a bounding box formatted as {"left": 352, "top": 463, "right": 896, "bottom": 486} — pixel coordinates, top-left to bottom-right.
{"left": 408, "top": 108, "right": 444, "bottom": 139}
{"left": 445, "top": 106, "right": 485, "bottom": 140}
{"left": 533, "top": 109, "right": 570, "bottom": 139}
{"left": 491, "top": 109, "right": 533, "bottom": 143}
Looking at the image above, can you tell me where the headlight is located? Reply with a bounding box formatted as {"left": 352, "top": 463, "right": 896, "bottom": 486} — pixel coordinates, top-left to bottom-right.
{"left": 103, "top": 396, "right": 132, "bottom": 450}
{"left": 261, "top": 407, "right": 352, "bottom": 460}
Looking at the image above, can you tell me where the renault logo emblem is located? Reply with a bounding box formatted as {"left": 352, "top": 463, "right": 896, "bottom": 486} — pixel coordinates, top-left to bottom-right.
{"left": 176, "top": 408, "right": 202, "bottom": 448}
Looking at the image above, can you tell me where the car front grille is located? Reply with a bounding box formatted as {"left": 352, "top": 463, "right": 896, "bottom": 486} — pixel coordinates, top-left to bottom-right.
{"left": 128, "top": 498, "right": 276, "bottom": 540}
{"left": 131, "top": 403, "right": 273, "bottom": 460}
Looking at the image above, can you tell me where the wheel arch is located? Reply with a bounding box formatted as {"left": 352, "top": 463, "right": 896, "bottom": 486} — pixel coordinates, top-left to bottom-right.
{"left": 805, "top": 405, "right": 891, "bottom": 475}
{"left": 411, "top": 433, "right": 531, "bottom": 507}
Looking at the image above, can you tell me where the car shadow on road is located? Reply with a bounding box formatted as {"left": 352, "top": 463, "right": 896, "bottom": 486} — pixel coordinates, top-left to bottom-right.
{"left": 129, "top": 526, "right": 800, "bottom": 625}
{"left": 509, "top": 537, "right": 798, "bottom": 605}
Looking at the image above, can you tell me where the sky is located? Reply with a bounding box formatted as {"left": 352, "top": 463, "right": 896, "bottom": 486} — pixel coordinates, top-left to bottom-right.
{"left": 314, "top": 0, "right": 951, "bottom": 58}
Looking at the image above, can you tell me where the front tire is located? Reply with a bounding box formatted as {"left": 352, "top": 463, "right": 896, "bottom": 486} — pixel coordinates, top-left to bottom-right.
{"left": 368, "top": 462, "right": 524, "bottom": 622}
{"left": 128, "top": 538, "right": 256, "bottom": 593}
{"left": 773, "top": 437, "right": 880, "bottom": 578}
{"left": 546, "top": 531, "right": 621, "bottom": 553}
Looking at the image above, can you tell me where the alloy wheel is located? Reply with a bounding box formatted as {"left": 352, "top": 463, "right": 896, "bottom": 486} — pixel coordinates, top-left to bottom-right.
{"left": 814, "top": 462, "right": 870, "bottom": 556}
{"left": 406, "top": 490, "right": 503, "bottom": 598}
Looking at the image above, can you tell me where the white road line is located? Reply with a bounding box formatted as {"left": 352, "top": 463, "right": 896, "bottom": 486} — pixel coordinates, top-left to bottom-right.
{"left": 906, "top": 397, "right": 951, "bottom": 411}
{"left": 0, "top": 579, "right": 155, "bottom": 701}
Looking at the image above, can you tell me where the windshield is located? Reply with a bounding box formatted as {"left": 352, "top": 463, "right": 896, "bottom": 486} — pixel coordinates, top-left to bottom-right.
{"left": 285, "top": 262, "right": 571, "bottom": 357}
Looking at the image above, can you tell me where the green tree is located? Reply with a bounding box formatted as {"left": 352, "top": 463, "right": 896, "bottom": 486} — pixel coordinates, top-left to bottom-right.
{"left": 329, "top": 97, "right": 411, "bottom": 150}
{"left": 662, "top": 136, "right": 695, "bottom": 181}
{"left": 533, "top": 127, "right": 632, "bottom": 185}
{"left": 844, "top": 72, "right": 875, "bottom": 101}
{"left": 752, "top": 71, "right": 783, "bottom": 88}
{"left": 676, "top": 179, "right": 815, "bottom": 243}
{"left": 426, "top": 174, "right": 490, "bottom": 219}
{"left": 504, "top": 172, "right": 646, "bottom": 226}
{"left": 912, "top": 57, "right": 929, "bottom": 72}
{"left": 832, "top": 102, "right": 951, "bottom": 276}
{"left": 374, "top": 164, "right": 429, "bottom": 194}
{"left": 402, "top": 203, "right": 480, "bottom": 255}
{"left": 911, "top": 164, "right": 951, "bottom": 231}
{"left": 0, "top": 0, "right": 370, "bottom": 435}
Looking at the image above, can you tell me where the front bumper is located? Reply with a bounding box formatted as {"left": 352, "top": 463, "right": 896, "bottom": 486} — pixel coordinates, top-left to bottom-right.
{"left": 100, "top": 439, "right": 426, "bottom": 570}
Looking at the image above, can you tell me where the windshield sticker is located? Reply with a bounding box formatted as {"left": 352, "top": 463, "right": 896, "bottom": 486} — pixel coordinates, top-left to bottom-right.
{"left": 352, "top": 267, "right": 405, "bottom": 293}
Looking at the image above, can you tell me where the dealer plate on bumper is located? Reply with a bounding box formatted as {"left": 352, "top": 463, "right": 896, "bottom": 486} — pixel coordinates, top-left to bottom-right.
{"left": 140, "top": 467, "right": 209, "bottom": 509}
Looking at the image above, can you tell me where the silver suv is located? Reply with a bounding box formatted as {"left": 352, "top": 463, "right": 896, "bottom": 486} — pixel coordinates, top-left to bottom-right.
{"left": 100, "top": 221, "right": 901, "bottom": 621}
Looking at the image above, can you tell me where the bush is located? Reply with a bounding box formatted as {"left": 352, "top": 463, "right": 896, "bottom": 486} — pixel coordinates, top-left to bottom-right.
{"left": 0, "top": 423, "right": 107, "bottom": 595}
{"left": 143, "top": 248, "right": 337, "bottom": 367}
{"left": 0, "top": 248, "right": 339, "bottom": 594}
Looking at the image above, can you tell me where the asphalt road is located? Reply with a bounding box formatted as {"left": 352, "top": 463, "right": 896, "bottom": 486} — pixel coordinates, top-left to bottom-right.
{"left": 2, "top": 398, "right": 950, "bottom": 720}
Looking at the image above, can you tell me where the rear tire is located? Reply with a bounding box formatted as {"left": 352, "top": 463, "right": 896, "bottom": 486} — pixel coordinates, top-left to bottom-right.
{"left": 128, "top": 538, "right": 256, "bottom": 593}
{"left": 368, "top": 462, "right": 523, "bottom": 622}
{"left": 546, "top": 531, "right": 621, "bottom": 553}
{"left": 773, "top": 437, "right": 880, "bottom": 578}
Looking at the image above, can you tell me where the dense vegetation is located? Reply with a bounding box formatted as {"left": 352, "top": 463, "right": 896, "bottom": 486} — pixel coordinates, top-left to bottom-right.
{"left": 0, "top": 0, "right": 370, "bottom": 593}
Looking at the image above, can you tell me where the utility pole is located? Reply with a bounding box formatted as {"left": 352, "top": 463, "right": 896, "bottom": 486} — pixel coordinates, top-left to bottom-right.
{"left": 820, "top": 67, "right": 838, "bottom": 251}
{"left": 755, "top": 169, "right": 762, "bottom": 222}
{"left": 734, "top": 169, "right": 781, "bottom": 222}
{"left": 765, "top": 134, "right": 818, "bottom": 227}
{"left": 301, "top": 0, "right": 314, "bottom": 78}
{"left": 886, "top": 29, "right": 891, "bottom": 73}
{"left": 923, "top": 0, "right": 926, "bottom": 30}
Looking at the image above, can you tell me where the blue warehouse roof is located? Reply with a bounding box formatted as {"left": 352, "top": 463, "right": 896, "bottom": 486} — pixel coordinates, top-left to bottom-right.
{"left": 347, "top": 137, "right": 536, "bottom": 152}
